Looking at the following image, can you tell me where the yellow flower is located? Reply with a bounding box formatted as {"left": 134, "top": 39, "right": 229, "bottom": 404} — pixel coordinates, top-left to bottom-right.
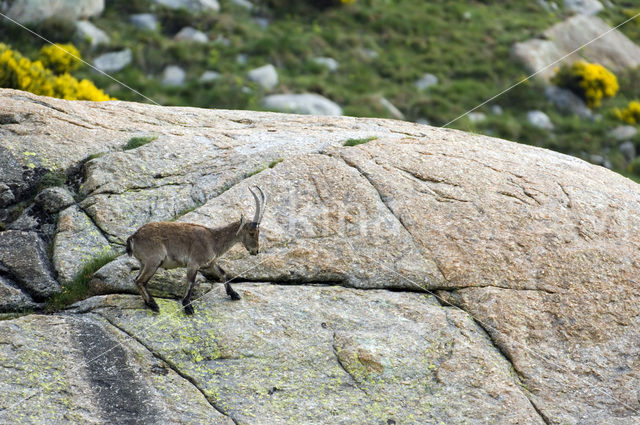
{"left": 552, "top": 61, "right": 619, "bottom": 108}
{"left": 39, "top": 43, "right": 82, "bottom": 75}
{"left": 615, "top": 100, "right": 640, "bottom": 125}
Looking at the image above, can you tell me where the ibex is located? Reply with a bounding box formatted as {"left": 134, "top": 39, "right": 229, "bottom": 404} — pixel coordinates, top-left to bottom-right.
{"left": 126, "top": 186, "right": 266, "bottom": 315}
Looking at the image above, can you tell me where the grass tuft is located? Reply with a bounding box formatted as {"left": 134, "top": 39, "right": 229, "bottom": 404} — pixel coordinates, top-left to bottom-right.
{"left": 123, "top": 135, "right": 158, "bottom": 151}
{"left": 45, "top": 250, "right": 119, "bottom": 312}
{"left": 268, "top": 158, "right": 284, "bottom": 168}
{"left": 344, "top": 136, "right": 378, "bottom": 146}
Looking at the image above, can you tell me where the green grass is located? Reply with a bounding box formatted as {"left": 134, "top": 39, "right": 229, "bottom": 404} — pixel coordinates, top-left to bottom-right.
{"left": 123, "top": 135, "right": 158, "bottom": 151}
{"left": 268, "top": 158, "right": 284, "bottom": 168}
{"left": 344, "top": 136, "right": 378, "bottom": 146}
{"left": 44, "top": 250, "right": 119, "bottom": 312}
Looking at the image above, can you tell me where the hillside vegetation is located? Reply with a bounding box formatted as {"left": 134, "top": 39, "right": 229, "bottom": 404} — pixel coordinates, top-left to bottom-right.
{"left": 2, "top": 0, "right": 640, "bottom": 177}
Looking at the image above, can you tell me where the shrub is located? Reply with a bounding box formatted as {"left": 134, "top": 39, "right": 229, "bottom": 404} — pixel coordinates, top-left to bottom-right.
{"left": 39, "top": 43, "right": 81, "bottom": 75}
{"left": 615, "top": 100, "right": 640, "bottom": 125}
{"left": 0, "top": 43, "right": 113, "bottom": 101}
{"left": 552, "top": 61, "right": 619, "bottom": 108}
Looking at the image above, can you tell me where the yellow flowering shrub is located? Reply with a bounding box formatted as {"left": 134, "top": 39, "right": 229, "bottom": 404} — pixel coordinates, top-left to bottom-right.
{"left": 552, "top": 61, "right": 619, "bottom": 108}
{"left": 39, "top": 43, "right": 82, "bottom": 75}
{"left": 0, "top": 43, "right": 113, "bottom": 101}
{"left": 615, "top": 100, "right": 640, "bottom": 125}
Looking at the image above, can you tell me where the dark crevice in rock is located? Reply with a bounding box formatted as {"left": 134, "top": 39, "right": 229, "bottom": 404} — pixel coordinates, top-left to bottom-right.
{"left": 71, "top": 315, "right": 161, "bottom": 425}
{"left": 100, "top": 315, "right": 239, "bottom": 425}
{"left": 432, "top": 290, "right": 551, "bottom": 425}
{"left": 10, "top": 95, "right": 68, "bottom": 115}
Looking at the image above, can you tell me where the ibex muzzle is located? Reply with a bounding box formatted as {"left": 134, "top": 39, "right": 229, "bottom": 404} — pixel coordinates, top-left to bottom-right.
{"left": 126, "top": 186, "right": 266, "bottom": 315}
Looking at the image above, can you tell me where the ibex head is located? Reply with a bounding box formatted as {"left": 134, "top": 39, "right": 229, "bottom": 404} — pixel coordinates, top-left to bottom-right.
{"left": 238, "top": 186, "right": 267, "bottom": 255}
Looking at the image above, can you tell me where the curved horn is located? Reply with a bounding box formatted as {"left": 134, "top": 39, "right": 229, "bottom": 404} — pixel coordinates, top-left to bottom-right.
{"left": 256, "top": 186, "right": 266, "bottom": 223}
{"left": 249, "top": 186, "right": 262, "bottom": 224}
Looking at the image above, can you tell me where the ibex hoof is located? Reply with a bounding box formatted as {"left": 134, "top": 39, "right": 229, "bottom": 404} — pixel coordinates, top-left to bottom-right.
{"left": 229, "top": 291, "right": 241, "bottom": 301}
{"left": 183, "top": 303, "right": 195, "bottom": 315}
{"left": 147, "top": 301, "right": 160, "bottom": 312}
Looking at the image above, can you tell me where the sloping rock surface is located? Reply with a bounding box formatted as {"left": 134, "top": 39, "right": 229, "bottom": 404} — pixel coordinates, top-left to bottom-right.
{"left": 0, "top": 89, "right": 639, "bottom": 424}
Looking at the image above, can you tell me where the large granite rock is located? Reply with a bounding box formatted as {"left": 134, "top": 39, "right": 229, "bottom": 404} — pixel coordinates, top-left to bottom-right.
{"left": 0, "top": 89, "right": 639, "bottom": 424}
{"left": 2, "top": 0, "right": 104, "bottom": 24}
{"left": 513, "top": 15, "right": 640, "bottom": 80}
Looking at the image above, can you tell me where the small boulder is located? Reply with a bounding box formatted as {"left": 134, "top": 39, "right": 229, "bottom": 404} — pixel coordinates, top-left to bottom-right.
{"left": 174, "top": 26, "right": 208, "bottom": 43}
{"left": 93, "top": 49, "right": 132, "bottom": 73}
{"left": 0, "top": 276, "right": 41, "bottom": 312}
{"left": 608, "top": 125, "right": 638, "bottom": 141}
{"left": 491, "top": 105, "right": 503, "bottom": 115}
{"left": 0, "top": 230, "right": 60, "bottom": 299}
{"left": 161, "top": 65, "right": 186, "bottom": 86}
{"left": 0, "top": 183, "right": 15, "bottom": 208}
{"left": 130, "top": 13, "right": 158, "bottom": 31}
{"left": 312, "top": 57, "right": 339, "bottom": 72}
{"left": 618, "top": 141, "right": 636, "bottom": 162}
{"left": 4, "top": 0, "right": 104, "bottom": 24}
{"left": 526, "top": 110, "right": 554, "bottom": 130}
{"left": 564, "top": 0, "right": 603, "bottom": 15}
{"left": 151, "top": 0, "right": 220, "bottom": 13}
{"left": 261, "top": 93, "right": 343, "bottom": 116}
{"left": 199, "top": 70, "right": 222, "bottom": 83}
{"left": 544, "top": 86, "right": 592, "bottom": 118}
{"left": 468, "top": 112, "right": 487, "bottom": 123}
{"left": 247, "top": 64, "right": 278, "bottom": 90}
{"left": 76, "top": 20, "right": 110, "bottom": 48}
{"left": 35, "top": 187, "right": 75, "bottom": 214}
{"left": 415, "top": 73, "right": 438, "bottom": 90}
{"left": 231, "top": 0, "right": 253, "bottom": 9}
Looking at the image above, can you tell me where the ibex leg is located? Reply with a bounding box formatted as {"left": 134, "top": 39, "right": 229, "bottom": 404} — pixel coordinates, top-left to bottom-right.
{"left": 135, "top": 261, "right": 161, "bottom": 312}
{"left": 182, "top": 266, "right": 199, "bottom": 315}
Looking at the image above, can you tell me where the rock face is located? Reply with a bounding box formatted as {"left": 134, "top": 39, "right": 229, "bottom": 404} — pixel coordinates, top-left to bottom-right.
{"left": 0, "top": 88, "right": 639, "bottom": 424}
{"left": 3, "top": 0, "right": 104, "bottom": 24}
{"left": 513, "top": 15, "right": 640, "bottom": 80}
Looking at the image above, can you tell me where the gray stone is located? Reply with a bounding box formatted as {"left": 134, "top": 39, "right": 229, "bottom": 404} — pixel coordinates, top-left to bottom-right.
{"left": 199, "top": 70, "right": 221, "bottom": 83}
{"left": 151, "top": 0, "right": 220, "bottom": 12}
{"left": 526, "top": 110, "right": 554, "bottom": 130}
{"left": 312, "top": 57, "right": 338, "bottom": 72}
{"left": 174, "top": 26, "right": 208, "bottom": 43}
{"left": 0, "top": 183, "right": 15, "bottom": 207}
{"left": 544, "top": 85, "right": 592, "bottom": 118}
{"left": 253, "top": 17, "right": 269, "bottom": 28}
{"left": 247, "top": 64, "right": 278, "bottom": 90}
{"left": 0, "top": 276, "right": 41, "bottom": 312}
{"left": 513, "top": 15, "right": 640, "bottom": 80}
{"left": 589, "top": 153, "right": 612, "bottom": 169}
{"left": 236, "top": 53, "right": 249, "bottom": 65}
{"left": 468, "top": 111, "right": 486, "bottom": 123}
{"left": 491, "top": 105, "right": 503, "bottom": 115}
{"left": 161, "top": 65, "right": 186, "bottom": 86}
{"left": 261, "top": 93, "right": 343, "bottom": 116}
{"left": 415, "top": 73, "right": 438, "bottom": 90}
{"left": 564, "top": 0, "right": 603, "bottom": 15}
{"left": 379, "top": 97, "right": 405, "bottom": 120}
{"left": 618, "top": 141, "right": 636, "bottom": 162}
{"left": 130, "top": 13, "right": 158, "bottom": 31}
{"left": 52, "top": 205, "right": 113, "bottom": 283}
{"left": 609, "top": 125, "right": 638, "bottom": 141}
{"left": 6, "top": 205, "right": 41, "bottom": 231}
{"left": 3, "top": 0, "right": 104, "bottom": 24}
{"left": 75, "top": 20, "right": 110, "bottom": 48}
{"left": 93, "top": 49, "right": 132, "bottom": 73}
{"left": 35, "top": 186, "right": 74, "bottom": 214}
{"left": 0, "top": 230, "right": 60, "bottom": 299}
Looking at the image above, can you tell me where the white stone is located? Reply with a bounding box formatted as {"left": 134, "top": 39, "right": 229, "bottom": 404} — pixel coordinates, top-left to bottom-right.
{"left": 130, "top": 13, "right": 158, "bottom": 31}
{"left": 491, "top": 105, "right": 503, "bottom": 115}
{"left": 313, "top": 57, "right": 338, "bottom": 72}
{"left": 199, "top": 70, "right": 221, "bottom": 83}
{"left": 564, "top": 0, "right": 603, "bottom": 15}
{"left": 5, "top": 0, "right": 104, "bottom": 24}
{"left": 93, "top": 49, "right": 132, "bottom": 73}
{"left": 618, "top": 141, "right": 636, "bottom": 162}
{"left": 261, "top": 93, "right": 343, "bottom": 116}
{"left": 75, "top": 20, "right": 110, "bottom": 48}
{"left": 468, "top": 112, "right": 486, "bottom": 123}
{"left": 174, "top": 26, "right": 208, "bottom": 43}
{"left": 231, "top": 0, "right": 253, "bottom": 9}
{"left": 415, "top": 73, "right": 438, "bottom": 90}
{"left": 527, "top": 110, "right": 554, "bottom": 130}
{"left": 152, "top": 0, "right": 220, "bottom": 12}
{"left": 609, "top": 125, "right": 638, "bottom": 141}
{"left": 162, "top": 65, "right": 186, "bottom": 86}
{"left": 247, "top": 64, "right": 278, "bottom": 90}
